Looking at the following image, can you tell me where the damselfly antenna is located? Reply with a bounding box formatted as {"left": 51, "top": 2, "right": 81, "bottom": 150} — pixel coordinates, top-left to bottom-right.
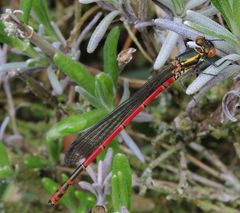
{"left": 208, "top": 38, "right": 225, "bottom": 42}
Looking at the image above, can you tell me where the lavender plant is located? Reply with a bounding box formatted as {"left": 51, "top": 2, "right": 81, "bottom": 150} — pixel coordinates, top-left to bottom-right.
{"left": 79, "top": 148, "right": 113, "bottom": 208}
{"left": 0, "top": 0, "right": 239, "bottom": 212}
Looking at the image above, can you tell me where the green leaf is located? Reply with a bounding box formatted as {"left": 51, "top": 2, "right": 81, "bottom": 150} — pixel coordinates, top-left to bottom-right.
{"left": 75, "top": 191, "right": 96, "bottom": 210}
{"left": 111, "top": 174, "right": 121, "bottom": 212}
{"left": 45, "top": 139, "right": 62, "bottom": 164}
{"left": 171, "top": 0, "right": 185, "bottom": 16}
{"left": 0, "top": 143, "right": 10, "bottom": 167}
{"left": 54, "top": 53, "right": 96, "bottom": 96}
{"left": 219, "top": 0, "right": 233, "bottom": 19}
{"left": 32, "top": 0, "right": 56, "bottom": 36}
{"left": 103, "top": 26, "right": 120, "bottom": 87}
{"left": 42, "top": 177, "right": 58, "bottom": 194}
{"left": 0, "top": 166, "right": 15, "bottom": 179}
{"left": 211, "top": 0, "right": 233, "bottom": 31}
{"left": 42, "top": 176, "right": 77, "bottom": 212}
{"left": 211, "top": 0, "right": 240, "bottom": 36}
{"left": 211, "top": 0, "right": 227, "bottom": 18}
{"left": 221, "top": 0, "right": 240, "bottom": 34}
{"left": 20, "top": 0, "right": 33, "bottom": 24}
{"left": 0, "top": 143, "right": 15, "bottom": 179}
{"left": 117, "top": 171, "right": 128, "bottom": 209}
{"left": 0, "top": 182, "right": 9, "bottom": 200}
{"left": 75, "top": 86, "right": 103, "bottom": 109}
{"left": 46, "top": 108, "right": 107, "bottom": 141}
{"left": 95, "top": 73, "right": 115, "bottom": 110}
{"left": 0, "top": 21, "right": 11, "bottom": 44}
{"left": 24, "top": 155, "right": 49, "bottom": 169}
{"left": 233, "top": 0, "right": 240, "bottom": 30}
{"left": 0, "top": 21, "right": 38, "bottom": 57}
{"left": 112, "top": 153, "right": 132, "bottom": 210}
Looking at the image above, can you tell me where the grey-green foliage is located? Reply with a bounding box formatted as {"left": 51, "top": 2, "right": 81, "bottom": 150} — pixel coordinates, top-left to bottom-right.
{"left": 111, "top": 153, "right": 132, "bottom": 212}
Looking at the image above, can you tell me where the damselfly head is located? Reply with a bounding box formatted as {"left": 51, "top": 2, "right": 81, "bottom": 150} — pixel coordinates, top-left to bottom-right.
{"left": 195, "top": 36, "right": 216, "bottom": 58}
{"left": 206, "top": 45, "right": 216, "bottom": 58}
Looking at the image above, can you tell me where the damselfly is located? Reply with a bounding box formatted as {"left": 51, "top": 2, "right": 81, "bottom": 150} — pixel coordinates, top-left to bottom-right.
{"left": 49, "top": 37, "right": 217, "bottom": 206}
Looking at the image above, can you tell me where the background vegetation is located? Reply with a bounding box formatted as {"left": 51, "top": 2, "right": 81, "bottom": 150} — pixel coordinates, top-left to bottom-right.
{"left": 0, "top": 0, "right": 239, "bottom": 212}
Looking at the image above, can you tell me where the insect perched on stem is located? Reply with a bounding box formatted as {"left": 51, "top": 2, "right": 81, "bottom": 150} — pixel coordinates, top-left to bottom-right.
{"left": 49, "top": 37, "right": 217, "bottom": 206}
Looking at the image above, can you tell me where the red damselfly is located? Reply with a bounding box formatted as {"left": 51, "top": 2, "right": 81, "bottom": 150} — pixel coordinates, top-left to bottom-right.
{"left": 49, "top": 37, "right": 217, "bottom": 206}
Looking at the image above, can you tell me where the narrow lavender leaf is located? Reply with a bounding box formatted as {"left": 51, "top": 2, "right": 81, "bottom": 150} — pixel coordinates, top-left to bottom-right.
{"left": 135, "top": 20, "right": 154, "bottom": 29}
{"left": 119, "top": 0, "right": 137, "bottom": 23}
{"left": 97, "top": 161, "right": 103, "bottom": 185}
{"left": 5, "top": 134, "right": 23, "bottom": 145}
{"left": 38, "top": 24, "right": 45, "bottom": 37}
{"left": 0, "top": 45, "right": 7, "bottom": 64}
{"left": 51, "top": 21, "right": 66, "bottom": 46}
{"left": 103, "top": 172, "right": 112, "bottom": 186}
{"left": 120, "top": 130, "right": 145, "bottom": 163}
{"left": 92, "top": 183, "right": 102, "bottom": 197}
{"left": 199, "top": 5, "right": 218, "bottom": 17}
{"left": 103, "top": 175, "right": 111, "bottom": 199}
{"left": 185, "top": 0, "right": 208, "bottom": 10}
{"left": 86, "top": 165, "right": 97, "bottom": 182}
{"left": 153, "top": 18, "right": 200, "bottom": 40}
{"left": 87, "top": 10, "right": 121, "bottom": 53}
{"left": 102, "top": 148, "right": 113, "bottom": 179}
{"left": 91, "top": 182, "right": 107, "bottom": 205}
{"left": 121, "top": 206, "right": 130, "bottom": 213}
{"left": 47, "top": 66, "right": 63, "bottom": 95}
{"left": 133, "top": 112, "right": 153, "bottom": 122}
{"left": 0, "top": 116, "right": 10, "bottom": 140}
{"left": 186, "top": 54, "right": 240, "bottom": 95}
{"left": 79, "top": 0, "right": 100, "bottom": 3}
{"left": 153, "top": 19, "right": 180, "bottom": 70}
{"left": 74, "top": 12, "right": 102, "bottom": 50}
{"left": 186, "top": 65, "right": 240, "bottom": 112}
{"left": 0, "top": 62, "right": 28, "bottom": 74}
{"left": 79, "top": 181, "right": 97, "bottom": 195}
{"left": 75, "top": 86, "right": 103, "bottom": 108}
{"left": 97, "top": 1, "right": 118, "bottom": 11}
{"left": 119, "top": 79, "right": 130, "bottom": 104}
{"left": 177, "top": 37, "right": 186, "bottom": 53}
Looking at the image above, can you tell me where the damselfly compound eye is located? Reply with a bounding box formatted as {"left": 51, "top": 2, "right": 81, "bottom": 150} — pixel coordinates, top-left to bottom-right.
{"left": 195, "top": 36, "right": 205, "bottom": 46}
{"left": 207, "top": 47, "right": 216, "bottom": 58}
